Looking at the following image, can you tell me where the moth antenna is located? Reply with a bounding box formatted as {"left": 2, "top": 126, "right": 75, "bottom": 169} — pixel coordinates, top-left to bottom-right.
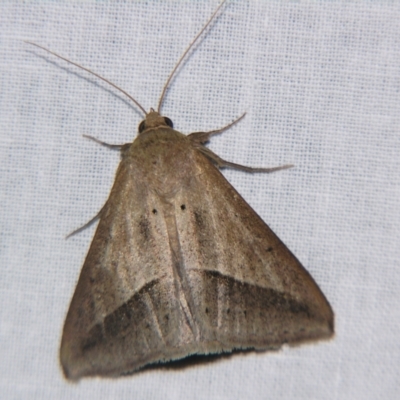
{"left": 25, "top": 41, "right": 148, "bottom": 116}
{"left": 157, "top": 0, "right": 227, "bottom": 113}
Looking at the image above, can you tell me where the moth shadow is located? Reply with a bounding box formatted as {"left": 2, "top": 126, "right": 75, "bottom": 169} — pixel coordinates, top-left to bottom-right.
{"left": 136, "top": 348, "right": 269, "bottom": 375}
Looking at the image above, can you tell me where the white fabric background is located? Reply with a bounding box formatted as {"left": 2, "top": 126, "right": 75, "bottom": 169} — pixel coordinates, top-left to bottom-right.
{"left": 1, "top": 1, "right": 399, "bottom": 399}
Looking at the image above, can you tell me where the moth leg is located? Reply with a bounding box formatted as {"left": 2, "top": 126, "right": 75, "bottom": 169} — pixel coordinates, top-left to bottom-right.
{"left": 83, "top": 134, "right": 131, "bottom": 151}
{"left": 188, "top": 113, "right": 246, "bottom": 144}
{"left": 66, "top": 205, "right": 105, "bottom": 239}
{"left": 83, "top": 135, "right": 132, "bottom": 157}
{"left": 197, "top": 145, "right": 293, "bottom": 173}
{"left": 66, "top": 135, "right": 132, "bottom": 239}
{"left": 65, "top": 201, "right": 108, "bottom": 239}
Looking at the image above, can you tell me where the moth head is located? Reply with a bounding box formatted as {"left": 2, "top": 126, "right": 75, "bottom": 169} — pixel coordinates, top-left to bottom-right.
{"left": 138, "top": 109, "right": 173, "bottom": 134}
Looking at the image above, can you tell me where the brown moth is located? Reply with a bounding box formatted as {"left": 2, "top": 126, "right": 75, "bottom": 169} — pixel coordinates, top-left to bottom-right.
{"left": 29, "top": 1, "right": 333, "bottom": 380}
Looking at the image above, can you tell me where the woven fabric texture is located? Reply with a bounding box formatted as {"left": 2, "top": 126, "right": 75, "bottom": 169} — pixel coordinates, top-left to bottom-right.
{"left": 1, "top": 1, "right": 399, "bottom": 399}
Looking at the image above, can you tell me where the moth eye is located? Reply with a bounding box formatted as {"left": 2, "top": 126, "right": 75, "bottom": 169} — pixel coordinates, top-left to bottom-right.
{"left": 164, "top": 117, "right": 173, "bottom": 128}
{"left": 138, "top": 121, "right": 146, "bottom": 133}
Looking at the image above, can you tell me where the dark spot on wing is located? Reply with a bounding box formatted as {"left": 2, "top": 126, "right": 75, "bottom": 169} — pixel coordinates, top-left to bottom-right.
{"left": 81, "top": 324, "right": 103, "bottom": 352}
{"left": 196, "top": 270, "right": 314, "bottom": 323}
{"left": 100, "top": 279, "right": 159, "bottom": 340}
{"left": 180, "top": 204, "right": 186, "bottom": 211}
{"left": 152, "top": 209, "right": 157, "bottom": 214}
{"left": 138, "top": 216, "right": 150, "bottom": 240}
{"left": 194, "top": 210, "right": 204, "bottom": 228}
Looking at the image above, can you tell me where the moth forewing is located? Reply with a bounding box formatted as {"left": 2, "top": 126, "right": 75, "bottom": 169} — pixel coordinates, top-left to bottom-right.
{"left": 29, "top": 1, "right": 333, "bottom": 381}
{"left": 60, "top": 110, "right": 333, "bottom": 380}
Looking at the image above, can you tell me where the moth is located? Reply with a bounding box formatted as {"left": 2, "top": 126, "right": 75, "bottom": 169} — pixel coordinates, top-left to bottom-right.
{"left": 29, "top": 1, "right": 333, "bottom": 380}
